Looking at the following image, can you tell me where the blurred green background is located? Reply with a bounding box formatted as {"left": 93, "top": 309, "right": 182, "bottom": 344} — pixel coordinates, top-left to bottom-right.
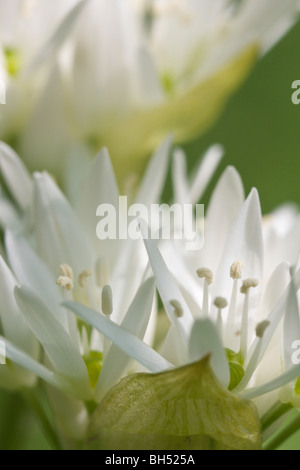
{"left": 1, "top": 18, "right": 300, "bottom": 451}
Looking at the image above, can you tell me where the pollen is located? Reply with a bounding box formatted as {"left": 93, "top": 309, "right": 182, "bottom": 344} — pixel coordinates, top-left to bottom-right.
{"left": 56, "top": 276, "right": 74, "bottom": 291}
{"left": 59, "top": 264, "right": 74, "bottom": 281}
{"left": 170, "top": 299, "right": 184, "bottom": 318}
{"left": 78, "top": 270, "right": 93, "bottom": 288}
{"left": 230, "top": 261, "right": 243, "bottom": 280}
{"left": 214, "top": 297, "right": 228, "bottom": 309}
{"left": 240, "top": 278, "right": 259, "bottom": 294}
{"left": 196, "top": 267, "right": 213, "bottom": 285}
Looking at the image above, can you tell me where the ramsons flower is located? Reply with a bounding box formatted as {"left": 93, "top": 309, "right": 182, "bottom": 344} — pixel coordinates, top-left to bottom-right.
{"left": 62, "top": 153, "right": 300, "bottom": 450}
{"left": 138, "top": 155, "right": 300, "bottom": 437}
{"left": 0, "top": 139, "right": 173, "bottom": 448}
{"left": 1, "top": 0, "right": 299, "bottom": 181}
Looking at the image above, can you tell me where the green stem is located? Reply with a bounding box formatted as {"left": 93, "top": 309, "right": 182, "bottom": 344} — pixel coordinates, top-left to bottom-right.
{"left": 263, "top": 414, "right": 300, "bottom": 450}
{"left": 22, "top": 388, "right": 62, "bottom": 451}
{"left": 261, "top": 401, "right": 293, "bottom": 432}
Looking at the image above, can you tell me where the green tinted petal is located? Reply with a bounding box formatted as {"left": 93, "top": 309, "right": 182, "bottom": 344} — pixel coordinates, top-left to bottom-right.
{"left": 101, "top": 45, "right": 258, "bottom": 183}
{"left": 85, "top": 356, "right": 261, "bottom": 450}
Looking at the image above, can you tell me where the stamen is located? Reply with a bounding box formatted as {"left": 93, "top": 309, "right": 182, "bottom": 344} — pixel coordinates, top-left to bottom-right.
{"left": 256, "top": 320, "right": 271, "bottom": 339}
{"left": 95, "top": 258, "right": 108, "bottom": 288}
{"left": 170, "top": 299, "right": 184, "bottom": 318}
{"left": 102, "top": 285, "right": 113, "bottom": 316}
{"left": 59, "top": 264, "right": 74, "bottom": 280}
{"left": 196, "top": 268, "right": 213, "bottom": 285}
{"left": 240, "top": 278, "right": 259, "bottom": 360}
{"left": 214, "top": 297, "right": 227, "bottom": 340}
{"left": 79, "top": 270, "right": 93, "bottom": 288}
{"left": 196, "top": 267, "right": 213, "bottom": 316}
{"left": 230, "top": 261, "right": 243, "bottom": 280}
{"left": 240, "top": 278, "right": 259, "bottom": 294}
{"left": 56, "top": 276, "right": 73, "bottom": 291}
{"left": 226, "top": 261, "right": 243, "bottom": 337}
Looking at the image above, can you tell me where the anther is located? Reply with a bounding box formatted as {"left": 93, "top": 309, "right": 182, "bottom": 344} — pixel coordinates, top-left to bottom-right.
{"left": 196, "top": 268, "right": 213, "bottom": 285}
{"left": 230, "top": 261, "right": 243, "bottom": 280}
{"left": 240, "top": 278, "right": 259, "bottom": 294}
{"left": 102, "top": 285, "right": 113, "bottom": 316}
{"left": 214, "top": 297, "right": 228, "bottom": 310}
{"left": 256, "top": 321, "right": 271, "bottom": 339}
{"left": 59, "top": 264, "right": 74, "bottom": 281}
{"left": 56, "top": 276, "right": 74, "bottom": 291}
{"left": 78, "top": 270, "right": 93, "bottom": 288}
{"left": 170, "top": 299, "right": 184, "bottom": 318}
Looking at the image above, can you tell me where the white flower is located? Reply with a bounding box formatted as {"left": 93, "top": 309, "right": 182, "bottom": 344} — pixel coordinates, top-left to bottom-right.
{"left": 1, "top": 0, "right": 299, "bottom": 180}
{"left": 138, "top": 153, "right": 300, "bottom": 422}
{"left": 0, "top": 139, "right": 172, "bottom": 444}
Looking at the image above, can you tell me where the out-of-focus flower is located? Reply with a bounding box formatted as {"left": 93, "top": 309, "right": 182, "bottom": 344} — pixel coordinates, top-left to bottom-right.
{"left": 1, "top": 0, "right": 300, "bottom": 182}
{"left": 0, "top": 139, "right": 172, "bottom": 447}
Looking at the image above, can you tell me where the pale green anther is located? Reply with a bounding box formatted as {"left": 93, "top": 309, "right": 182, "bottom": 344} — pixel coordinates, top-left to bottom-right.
{"left": 294, "top": 376, "right": 300, "bottom": 395}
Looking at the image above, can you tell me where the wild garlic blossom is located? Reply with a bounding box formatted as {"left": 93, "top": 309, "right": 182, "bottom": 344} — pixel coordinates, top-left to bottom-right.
{"left": 142, "top": 153, "right": 300, "bottom": 420}
{"left": 1, "top": 0, "right": 299, "bottom": 180}
{"left": 0, "top": 139, "right": 174, "bottom": 445}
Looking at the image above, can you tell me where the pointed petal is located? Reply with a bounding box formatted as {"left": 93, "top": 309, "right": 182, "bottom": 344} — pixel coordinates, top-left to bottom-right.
{"left": 240, "top": 363, "right": 300, "bottom": 401}
{"left": 135, "top": 136, "right": 172, "bottom": 206}
{"left": 33, "top": 172, "right": 93, "bottom": 276}
{"left": 15, "top": 286, "right": 91, "bottom": 400}
{"left": 200, "top": 166, "right": 244, "bottom": 274}
{"left": 76, "top": 147, "right": 120, "bottom": 264}
{"left": 0, "top": 142, "right": 33, "bottom": 210}
{"left": 189, "top": 144, "right": 224, "bottom": 204}
{"left": 283, "top": 280, "right": 300, "bottom": 371}
{"left": 141, "top": 226, "right": 194, "bottom": 346}
{"left": 189, "top": 319, "right": 230, "bottom": 388}
{"left": 172, "top": 147, "right": 189, "bottom": 205}
{"left": 0, "top": 256, "right": 38, "bottom": 357}
{"left": 0, "top": 186, "right": 21, "bottom": 230}
{"left": 0, "top": 336, "right": 64, "bottom": 391}
{"left": 212, "top": 188, "right": 263, "bottom": 307}
{"left": 95, "top": 278, "right": 156, "bottom": 401}
{"left": 63, "top": 301, "right": 173, "bottom": 373}
{"left": 30, "top": 0, "right": 88, "bottom": 69}
{"left": 5, "top": 231, "right": 68, "bottom": 328}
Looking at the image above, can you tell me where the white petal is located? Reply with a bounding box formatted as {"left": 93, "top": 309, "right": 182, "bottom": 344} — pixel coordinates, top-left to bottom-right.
{"left": 188, "top": 144, "right": 224, "bottom": 204}
{"left": 0, "top": 256, "right": 38, "bottom": 357}
{"left": 172, "top": 147, "right": 189, "bottom": 205}
{"left": 213, "top": 188, "right": 264, "bottom": 309}
{"left": 0, "top": 142, "right": 33, "bottom": 210}
{"left": 15, "top": 286, "right": 91, "bottom": 400}
{"left": 200, "top": 165, "right": 244, "bottom": 274}
{"left": 76, "top": 147, "right": 120, "bottom": 265}
{"left": 63, "top": 300, "right": 173, "bottom": 373}
{"left": 283, "top": 280, "right": 300, "bottom": 371}
{"left": 141, "top": 225, "right": 194, "bottom": 347}
{"left": 0, "top": 336, "right": 64, "bottom": 391}
{"left": 0, "top": 186, "right": 21, "bottom": 230}
{"left": 30, "top": 0, "right": 88, "bottom": 69}
{"left": 189, "top": 318, "right": 230, "bottom": 388}
{"left": 135, "top": 136, "right": 172, "bottom": 206}
{"left": 95, "top": 278, "right": 156, "bottom": 401}
{"left": 240, "top": 364, "right": 300, "bottom": 401}
{"left": 33, "top": 172, "right": 94, "bottom": 276}
{"left": 5, "top": 230, "right": 68, "bottom": 329}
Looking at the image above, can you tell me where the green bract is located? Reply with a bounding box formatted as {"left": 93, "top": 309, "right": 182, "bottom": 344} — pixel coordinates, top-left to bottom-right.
{"left": 85, "top": 356, "right": 261, "bottom": 450}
